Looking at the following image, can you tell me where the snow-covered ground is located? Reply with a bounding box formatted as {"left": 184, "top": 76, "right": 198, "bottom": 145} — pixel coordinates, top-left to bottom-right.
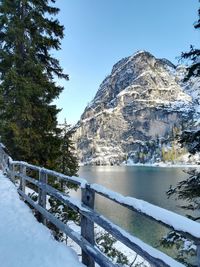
{"left": 0, "top": 172, "right": 84, "bottom": 267}
{"left": 121, "top": 160, "right": 200, "bottom": 168}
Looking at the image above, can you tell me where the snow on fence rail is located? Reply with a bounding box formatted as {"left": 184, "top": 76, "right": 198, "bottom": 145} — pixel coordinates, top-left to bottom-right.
{"left": 0, "top": 144, "right": 199, "bottom": 267}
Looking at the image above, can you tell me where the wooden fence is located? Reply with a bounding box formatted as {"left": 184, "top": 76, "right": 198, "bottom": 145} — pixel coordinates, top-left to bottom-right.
{"left": 0, "top": 144, "right": 199, "bottom": 267}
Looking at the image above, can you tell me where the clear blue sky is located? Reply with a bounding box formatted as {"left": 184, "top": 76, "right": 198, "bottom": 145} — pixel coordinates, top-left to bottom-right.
{"left": 54, "top": 0, "right": 199, "bottom": 124}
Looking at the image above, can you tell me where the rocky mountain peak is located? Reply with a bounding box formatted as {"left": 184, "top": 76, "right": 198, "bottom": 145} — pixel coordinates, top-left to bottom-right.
{"left": 82, "top": 51, "right": 191, "bottom": 121}
{"left": 111, "top": 50, "right": 153, "bottom": 73}
{"left": 74, "top": 51, "right": 199, "bottom": 165}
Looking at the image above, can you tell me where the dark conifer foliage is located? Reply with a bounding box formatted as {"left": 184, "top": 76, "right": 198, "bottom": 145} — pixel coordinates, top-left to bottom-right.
{"left": 180, "top": 129, "right": 200, "bottom": 155}
{"left": 180, "top": 2, "right": 200, "bottom": 157}
{"left": 0, "top": 0, "right": 68, "bottom": 169}
{"left": 181, "top": 3, "right": 200, "bottom": 80}
{"left": 59, "top": 120, "right": 79, "bottom": 177}
{"left": 172, "top": 1, "right": 200, "bottom": 211}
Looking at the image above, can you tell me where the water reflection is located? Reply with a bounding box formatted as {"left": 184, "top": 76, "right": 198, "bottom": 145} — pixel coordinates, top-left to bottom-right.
{"left": 79, "top": 166, "right": 189, "bottom": 211}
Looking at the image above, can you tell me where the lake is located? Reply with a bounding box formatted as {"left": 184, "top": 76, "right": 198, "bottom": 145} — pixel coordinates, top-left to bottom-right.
{"left": 75, "top": 165, "right": 199, "bottom": 260}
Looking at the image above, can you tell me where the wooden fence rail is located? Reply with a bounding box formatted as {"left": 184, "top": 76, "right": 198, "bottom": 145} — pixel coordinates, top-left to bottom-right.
{"left": 0, "top": 144, "right": 199, "bottom": 267}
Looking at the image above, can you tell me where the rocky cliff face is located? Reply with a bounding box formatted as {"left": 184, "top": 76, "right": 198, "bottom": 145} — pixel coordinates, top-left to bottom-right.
{"left": 73, "top": 51, "right": 199, "bottom": 165}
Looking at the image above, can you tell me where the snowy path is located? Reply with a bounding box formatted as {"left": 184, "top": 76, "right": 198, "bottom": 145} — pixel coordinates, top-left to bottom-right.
{"left": 0, "top": 172, "right": 84, "bottom": 267}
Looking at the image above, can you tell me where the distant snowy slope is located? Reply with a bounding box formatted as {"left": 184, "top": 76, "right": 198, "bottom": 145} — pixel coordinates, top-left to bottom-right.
{"left": 0, "top": 173, "right": 84, "bottom": 267}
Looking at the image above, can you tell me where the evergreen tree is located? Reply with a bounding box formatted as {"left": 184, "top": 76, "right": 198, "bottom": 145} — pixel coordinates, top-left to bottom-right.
{"left": 0, "top": 1, "right": 80, "bottom": 242}
{"left": 179, "top": 0, "right": 200, "bottom": 173}
{"left": 0, "top": 0, "right": 68, "bottom": 169}
{"left": 161, "top": 3, "right": 200, "bottom": 266}
{"left": 59, "top": 119, "right": 79, "bottom": 177}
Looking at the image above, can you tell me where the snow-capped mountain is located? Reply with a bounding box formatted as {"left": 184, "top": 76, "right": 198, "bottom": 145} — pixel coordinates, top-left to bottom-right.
{"left": 73, "top": 51, "right": 200, "bottom": 165}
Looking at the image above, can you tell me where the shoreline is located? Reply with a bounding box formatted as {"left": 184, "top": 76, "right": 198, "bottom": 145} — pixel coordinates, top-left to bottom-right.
{"left": 79, "top": 162, "right": 200, "bottom": 168}
{"left": 121, "top": 162, "right": 200, "bottom": 168}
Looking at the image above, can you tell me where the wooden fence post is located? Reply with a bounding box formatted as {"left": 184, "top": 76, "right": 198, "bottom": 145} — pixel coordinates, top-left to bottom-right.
{"left": 0, "top": 148, "right": 3, "bottom": 170}
{"left": 2, "top": 153, "right": 7, "bottom": 173}
{"left": 38, "top": 170, "right": 48, "bottom": 225}
{"left": 9, "top": 164, "right": 15, "bottom": 183}
{"left": 19, "top": 165, "right": 26, "bottom": 193}
{"left": 81, "top": 184, "right": 95, "bottom": 267}
{"left": 197, "top": 242, "right": 200, "bottom": 267}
